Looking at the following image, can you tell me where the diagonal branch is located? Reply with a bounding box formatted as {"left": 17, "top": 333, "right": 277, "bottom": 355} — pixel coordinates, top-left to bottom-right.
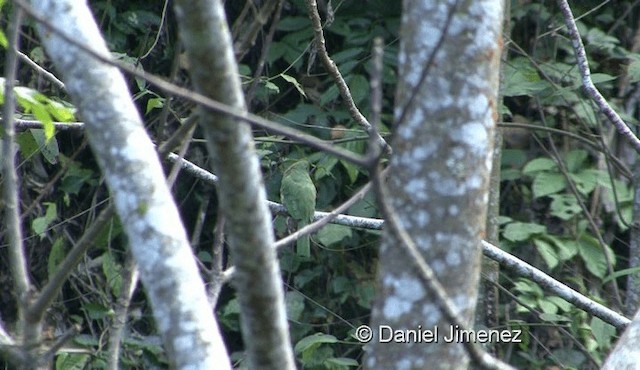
{"left": 305, "top": 0, "right": 390, "bottom": 152}
{"left": 556, "top": 0, "right": 640, "bottom": 153}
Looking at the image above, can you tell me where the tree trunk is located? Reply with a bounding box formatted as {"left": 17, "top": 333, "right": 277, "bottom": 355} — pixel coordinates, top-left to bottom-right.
{"left": 364, "top": 1, "right": 504, "bottom": 368}
{"left": 30, "top": 1, "right": 231, "bottom": 368}
{"left": 172, "top": 1, "right": 296, "bottom": 369}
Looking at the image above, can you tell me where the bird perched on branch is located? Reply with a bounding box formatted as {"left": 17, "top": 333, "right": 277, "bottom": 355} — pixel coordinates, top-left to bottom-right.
{"left": 280, "top": 160, "right": 316, "bottom": 257}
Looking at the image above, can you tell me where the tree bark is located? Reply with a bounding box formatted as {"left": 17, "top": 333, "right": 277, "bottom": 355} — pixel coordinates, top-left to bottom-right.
{"left": 172, "top": 1, "right": 296, "bottom": 369}
{"left": 364, "top": 1, "right": 504, "bottom": 368}
{"left": 30, "top": 1, "right": 231, "bottom": 369}
{"left": 602, "top": 309, "right": 640, "bottom": 369}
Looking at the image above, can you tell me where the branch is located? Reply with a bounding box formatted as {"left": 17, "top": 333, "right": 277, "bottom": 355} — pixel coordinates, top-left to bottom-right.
{"left": 304, "top": 0, "right": 390, "bottom": 152}
{"left": 556, "top": 0, "right": 640, "bottom": 153}
{"left": 1, "top": 5, "right": 32, "bottom": 341}
{"left": 482, "top": 240, "right": 630, "bottom": 329}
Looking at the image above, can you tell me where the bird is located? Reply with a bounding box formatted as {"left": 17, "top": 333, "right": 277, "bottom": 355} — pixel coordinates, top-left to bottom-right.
{"left": 280, "top": 160, "right": 317, "bottom": 257}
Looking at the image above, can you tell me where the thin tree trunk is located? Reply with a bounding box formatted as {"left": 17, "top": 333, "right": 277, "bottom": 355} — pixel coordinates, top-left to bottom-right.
{"left": 30, "top": 1, "right": 231, "bottom": 368}
{"left": 172, "top": 1, "right": 297, "bottom": 369}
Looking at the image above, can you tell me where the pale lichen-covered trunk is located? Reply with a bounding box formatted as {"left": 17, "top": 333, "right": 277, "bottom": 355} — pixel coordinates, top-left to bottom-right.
{"left": 364, "top": 1, "right": 504, "bottom": 369}
{"left": 602, "top": 308, "right": 640, "bottom": 368}
{"left": 30, "top": 1, "right": 231, "bottom": 369}
{"left": 172, "top": 1, "right": 296, "bottom": 369}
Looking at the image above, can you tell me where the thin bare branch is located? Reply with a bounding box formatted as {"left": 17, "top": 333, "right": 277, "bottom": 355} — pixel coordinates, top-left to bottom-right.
{"left": 2, "top": 5, "right": 32, "bottom": 337}
{"left": 17, "top": 50, "right": 65, "bottom": 90}
{"left": 556, "top": 0, "right": 640, "bottom": 153}
{"left": 482, "top": 240, "right": 630, "bottom": 329}
{"left": 304, "top": 0, "right": 390, "bottom": 152}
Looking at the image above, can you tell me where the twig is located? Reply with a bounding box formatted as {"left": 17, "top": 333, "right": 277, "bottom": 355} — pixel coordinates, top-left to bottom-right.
{"left": 246, "top": 0, "right": 285, "bottom": 106}
{"left": 139, "top": 0, "right": 169, "bottom": 60}
{"left": 107, "top": 254, "right": 139, "bottom": 370}
{"left": 304, "top": 0, "right": 390, "bottom": 152}
{"left": 17, "top": 50, "right": 65, "bottom": 90}
{"left": 538, "top": 103, "right": 623, "bottom": 309}
{"left": 556, "top": 0, "right": 640, "bottom": 153}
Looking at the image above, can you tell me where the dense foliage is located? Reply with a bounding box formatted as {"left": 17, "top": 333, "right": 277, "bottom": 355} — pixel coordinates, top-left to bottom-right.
{"left": 2, "top": 0, "right": 640, "bottom": 368}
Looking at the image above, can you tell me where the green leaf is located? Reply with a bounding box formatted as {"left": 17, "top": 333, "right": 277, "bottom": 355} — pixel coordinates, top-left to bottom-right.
{"left": 537, "top": 299, "right": 558, "bottom": 314}
{"left": 0, "top": 30, "right": 7, "bottom": 49}
{"left": 146, "top": 97, "right": 164, "bottom": 114}
{"left": 532, "top": 172, "right": 566, "bottom": 198}
{"left": 503, "top": 57, "right": 551, "bottom": 97}
{"left": 321, "top": 84, "right": 340, "bottom": 106}
{"left": 102, "top": 252, "right": 123, "bottom": 297}
{"left": 590, "top": 73, "right": 617, "bottom": 84}
{"left": 32, "top": 202, "right": 58, "bottom": 239}
{"left": 317, "top": 224, "right": 352, "bottom": 247}
{"left": 332, "top": 47, "right": 364, "bottom": 64}
{"left": 30, "top": 128, "right": 60, "bottom": 164}
{"left": 281, "top": 74, "right": 306, "bottom": 98}
{"left": 16, "top": 131, "right": 39, "bottom": 158}
{"left": 502, "top": 222, "right": 546, "bottom": 242}
{"left": 628, "top": 56, "right": 640, "bottom": 83}
{"left": 264, "top": 80, "right": 280, "bottom": 93}
{"left": 522, "top": 157, "right": 556, "bottom": 174}
{"left": 82, "top": 302, "right": 113, "bottom": 320}
{"left": 549, "top": 194, "right": 581, "bottom": 220}
{"left": 569, "top": 169, "right": 599, "bottom": 196}
{"left": 347, "top": 190, "right": 378, "bottom": 218}
{"left": 578, "top": 235, "right": 612, "bottom": 278}
{"left": 586, "top": 28, "right": 619, "bottom": 51}
{"left": 538, "top": 313, "right": 571, "bottom": 322}
{"left": 590, "top": 317, "right": 615, "bottom": 349}
{"left": 313, "top": 155, "right": 339, "bottom": 180}
{"left": 533, "top": 238, "right": 559, "bottom": 269}
{"left": 545, "top": 236, "right": 579, "bottom": 261}
{"left": 294, "top": 333, "right": 338, "bottom": 353}
{"left": 55, "top": 353, "right": 89, "bottom": 370}
{"left": 285, "top": 291, "right": 305, "bottom": 321}
{"left": 47, "top": 238, "right": 66, "bottom": 278}
{"left": 32, "top": 103, "right": 55, "bottom": 142}
{"left": 326, "top": 357, "right": 359, "bottom": 367}
{"left": 197, "top": 251, "right": 212, "bottom": 263}
{"left": 546, "top": 296, "right": 572, "bottom": 312}
{"left": 46, "top": 99, "right": 76, "bottom": 122}
{"left": 276, "top": 16, "right": 309, "bottom": 31}
{"left": 513, "top": 279, "right": 543, "bottom": 296}
{"left": 60, "top": 159, "right": 96, "bottom": 195}
{"left": 573, "top": 102, "right": 597, "bottom": 125}
{"left": 603, "top": 266, "right": 640, "bottom": 284}
{"left": 564, "top": 150, "right": 588, "bottom": 172}
{"left": 347, "top": 74, "right": 369, "bottom": 105}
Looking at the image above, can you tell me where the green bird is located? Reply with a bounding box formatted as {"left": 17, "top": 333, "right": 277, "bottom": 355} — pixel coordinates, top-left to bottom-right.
{"left": 280, "top": 160, "right": 317, "bottom": 257}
